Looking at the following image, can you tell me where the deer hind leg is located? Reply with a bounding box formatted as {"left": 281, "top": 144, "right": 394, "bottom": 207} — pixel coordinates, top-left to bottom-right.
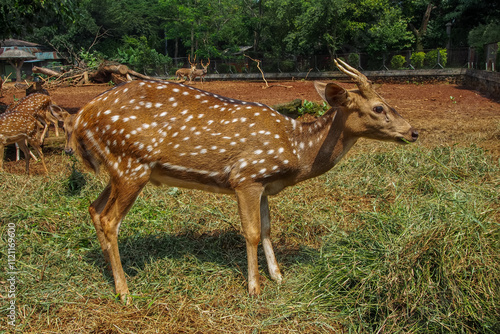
{"left": 94, "top": 177, "right": 148, "bottom": 302}
{"left": 260, "top": 195, "right": 283, "bottom": 284}
{"left": 236, "top": 184, "right": 265, "bottom": 295}
{"left": 27, "top": 138, "right": 48, "bottom": 175}
{"left": 15, "top": 141, "right": 37, "bottom": 161}
{"left": 16, "top": 140, "right": 31, "bottom": 175}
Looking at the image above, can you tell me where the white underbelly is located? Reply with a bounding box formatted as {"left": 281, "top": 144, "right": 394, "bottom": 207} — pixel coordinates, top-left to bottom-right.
{"left": 149, "top": 170, "right": 235, "bottom": 194}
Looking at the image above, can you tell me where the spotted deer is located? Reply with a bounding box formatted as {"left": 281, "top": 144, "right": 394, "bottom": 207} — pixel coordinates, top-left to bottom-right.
{"left": 6, "top": 93, "right": 63, "bottom": 141}
{"left": 65, "top": 59, "right": 418, "bottom": 302}
{"left": 0, "top": 110, "right": 48, "bottom": 174}
{"left": 189, "top": 58, "right": 210, "bottom": 84}
{"left": 175, "top": 55, "right": 197, "bottom": 82}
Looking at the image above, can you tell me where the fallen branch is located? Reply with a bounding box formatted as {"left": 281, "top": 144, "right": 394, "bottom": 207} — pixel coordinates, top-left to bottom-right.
{"left": 244, "top": 54, "right": 292, "bottom": 89}
{"left": 32, "top": 66, "right": 61, "bottom": 77}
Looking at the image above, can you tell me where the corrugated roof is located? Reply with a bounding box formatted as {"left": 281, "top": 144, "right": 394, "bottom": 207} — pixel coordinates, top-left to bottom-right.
{"left": 0, "top": 48, "right": 36, "bottom": 59}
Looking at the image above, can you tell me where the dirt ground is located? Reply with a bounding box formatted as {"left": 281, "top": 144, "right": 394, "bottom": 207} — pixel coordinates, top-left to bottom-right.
{"left": 1, "top": 79, "right": 499, "bottom": 173}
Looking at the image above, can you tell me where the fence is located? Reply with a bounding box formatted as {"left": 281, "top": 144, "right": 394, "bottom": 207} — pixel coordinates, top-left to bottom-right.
{"left": 165, "top": 47, "right": 495, "bottom": 77}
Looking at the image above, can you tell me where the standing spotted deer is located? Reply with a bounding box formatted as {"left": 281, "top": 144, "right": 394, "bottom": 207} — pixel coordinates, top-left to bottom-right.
{"left": 6, "top": 93, "right": 65, "bottom": 163}
{"left": 189, "top": 58, "right": 210, "bottom": 84}
{"left": 64, "top": 59, "right": 418, "bottom": 302}
{"left": 0, "top": 110, "right": 48, "bottom": 174}
{"left": 6, "top": 93, "right": 64, "bottom": 141}
{"left": 175, "top": 55, "right": 197, "bottom": 82}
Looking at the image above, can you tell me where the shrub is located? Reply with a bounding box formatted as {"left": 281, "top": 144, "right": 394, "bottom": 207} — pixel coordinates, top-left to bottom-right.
{"left": 217, "top": 63, "right": 236, "bottom": 73}
{"left": 390, "top": 55, "right": 406, "bottom": 69}
{"left": 425, "top": 48, "right": 447, "bottom": 67}
{"left": 347, "top": 53, "right": 360, "bottom": 67}
{"left": 410, "top": 52, "right": 425, "bottom": 68}
{"left": 279, "top": 60, "right": 295, "bottom": 72}
{"left": 298, "top": 100, "right": 329, "bottom": 117}
{"left": 115, "top": 36, "right": 171, "bottom": 75}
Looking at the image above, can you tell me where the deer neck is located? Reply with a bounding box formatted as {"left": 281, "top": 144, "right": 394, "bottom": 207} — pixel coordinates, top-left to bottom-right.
{"left": 292, "top": 108, "right": 358, "bottom": 182}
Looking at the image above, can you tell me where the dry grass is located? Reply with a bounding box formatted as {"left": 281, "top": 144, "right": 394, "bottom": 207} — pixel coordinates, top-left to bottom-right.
{"left": 0, "top": 104, "right": 499, "bottom": 333}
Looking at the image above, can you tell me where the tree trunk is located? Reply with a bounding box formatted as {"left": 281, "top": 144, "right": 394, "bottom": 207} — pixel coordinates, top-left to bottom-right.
{"left": 32, "top": 66, "right": 61, "bottom": 77}
{"left": 102, "top": 64, "right": 129, "bottom": 75}
{"left": 410, "top": 3, "right": 434, "bottom": 52}
{"left": 10, "top": 60, "right": 25, "bottom": 82}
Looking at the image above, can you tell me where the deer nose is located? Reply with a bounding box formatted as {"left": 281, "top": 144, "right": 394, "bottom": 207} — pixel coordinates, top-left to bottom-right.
{"left": 411, "top": 129, "right": 419, "bottom": 141}
{"left": 64, "top": 148, "right": 74, "bottom": 155}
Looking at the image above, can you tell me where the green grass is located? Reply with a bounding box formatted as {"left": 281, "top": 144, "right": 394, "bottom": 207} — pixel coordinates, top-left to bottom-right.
{"left": 0, "top": 145, "right": 499, "bottom": 333}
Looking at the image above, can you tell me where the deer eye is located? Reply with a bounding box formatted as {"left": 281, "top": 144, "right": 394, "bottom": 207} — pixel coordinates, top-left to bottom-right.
{"left": 373, "top": 106, "right": 384, "bottom": 113}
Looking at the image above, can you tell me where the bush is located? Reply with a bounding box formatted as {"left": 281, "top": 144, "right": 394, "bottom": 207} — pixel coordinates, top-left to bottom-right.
{"left": 425, "top": 48, "right": 447, "bottom": 67}
{"left": 390, "top": 55, "right": 406, "bottom": 69}
{"left": 115, "top": 35, "right": 171, "bottom": 75}
{"left": 279, "top": 60, "right": 295, "bottom": 72}
{"left": 347, "top": 53, "right": 360, "bottom": 68}
{"left": 216, "top": 63, "right": 236, "bottom": 73}
{"left": 298, "top": 100, "right": 329, "bottom": 117}
{"left": 410, "top": 52, "right": 425, "bottom": 68}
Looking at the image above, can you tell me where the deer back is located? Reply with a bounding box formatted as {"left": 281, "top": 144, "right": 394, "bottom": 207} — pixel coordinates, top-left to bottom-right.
{"left": 73, "top": 80, "right": 301, "bottom": 194}
{"left": 0, "top": 110, "right": 39, "bottom": 145}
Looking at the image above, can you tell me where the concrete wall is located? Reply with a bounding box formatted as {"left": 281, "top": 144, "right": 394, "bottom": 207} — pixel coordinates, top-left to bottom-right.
{"left": 205, "top": 68, "right": 499, "bottom": 99}
{"left": 462, "top": 69, "right": 500, "bottom": 99}
{"left": 205, "top": 68, "right": 466, "bottom": 82}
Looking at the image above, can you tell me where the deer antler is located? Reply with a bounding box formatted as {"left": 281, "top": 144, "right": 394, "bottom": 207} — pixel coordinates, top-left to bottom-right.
{"left": 188, "top": 54, "right": 197, "bottom": 66}
{"left": 334, "top": 58, "right": 373, "bottom": 95}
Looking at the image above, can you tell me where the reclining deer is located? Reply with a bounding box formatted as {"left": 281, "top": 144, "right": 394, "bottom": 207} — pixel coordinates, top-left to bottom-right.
{"left": 59, "top": 59, "right": 418, "bottom": 302}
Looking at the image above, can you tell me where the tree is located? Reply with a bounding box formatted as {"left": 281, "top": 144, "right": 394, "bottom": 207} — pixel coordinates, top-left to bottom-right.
{"left": 366, "top": 7, "right": 414, "bottom": 53}
{"left": 0, "top": 0, "right": 77, "bottom": 39}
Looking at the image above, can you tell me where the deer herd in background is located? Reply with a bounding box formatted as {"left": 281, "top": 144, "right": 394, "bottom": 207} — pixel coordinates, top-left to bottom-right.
{"left": 175, "top": 55, "right": 210, "bottom": 84}
{"left": 0, "top": 56, "right": 212, "bottom": 175}
{"left": 0, "top": 92, "right": 64, "bottom": 174}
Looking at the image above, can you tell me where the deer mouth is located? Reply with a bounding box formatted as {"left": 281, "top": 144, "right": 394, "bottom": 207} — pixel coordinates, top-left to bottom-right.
{"left": 398, "top": 129, "right": 419, "bottom": 144}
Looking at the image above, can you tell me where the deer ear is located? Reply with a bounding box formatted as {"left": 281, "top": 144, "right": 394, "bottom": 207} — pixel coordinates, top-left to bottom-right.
{"left": 49, "top": 105, "right": 69, "bottom": 121}
{"left": 314, "top": 81, "right": 348, "bottom": 106}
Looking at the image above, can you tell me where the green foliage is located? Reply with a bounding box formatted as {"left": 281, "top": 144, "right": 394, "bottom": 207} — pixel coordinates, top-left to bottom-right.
{"left": 410, "top": 51, "right": 426, "bottom": 68}
{"left": 279, "top": 60, "right": 295, "bottom": 72}
{"left": 425, "top": 48, "right": 448, "bottom": 67}
{"left": 468, "top": 21, "right": 500, "bottom": 48}
{"left": 390, "top": 54, "right": 406, "bottom": 69}
{"left": 0, "top": 0, "right": 77, "bottom": 39}
{"left": 347, "top": 53, "right": 360, "bottom": 67}
{"left": 115, "top": 35, "right": 172, "bottom": 74}
{"left": 366, "top": 6, "right": 414, "bottom": 53}
{"left": 298, "top": 100, "right": 329, "bottom": 117}
{"left": 78, "top": 48, "right": 102, "bottom": 69}
{"left": 216, "top": 63, "right": 236, "bottom": 74}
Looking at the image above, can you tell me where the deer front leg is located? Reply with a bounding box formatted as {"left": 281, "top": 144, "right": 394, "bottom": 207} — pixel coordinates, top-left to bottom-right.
{"left": 260, "top": 196, "right": 283, "bottom": 284}
{"left": 236, "top": 185, "right": 264, "bottom": 296}
{"left": 96, "top": 178, "right": 148, "bottom": 303}
{"left": 89, "top": 183, "right": 113, "bottom": 264}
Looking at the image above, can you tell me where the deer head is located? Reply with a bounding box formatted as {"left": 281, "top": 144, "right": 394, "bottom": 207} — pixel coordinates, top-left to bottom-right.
{"left": 315, "top": 59, "right": 418, "bottom": 144}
